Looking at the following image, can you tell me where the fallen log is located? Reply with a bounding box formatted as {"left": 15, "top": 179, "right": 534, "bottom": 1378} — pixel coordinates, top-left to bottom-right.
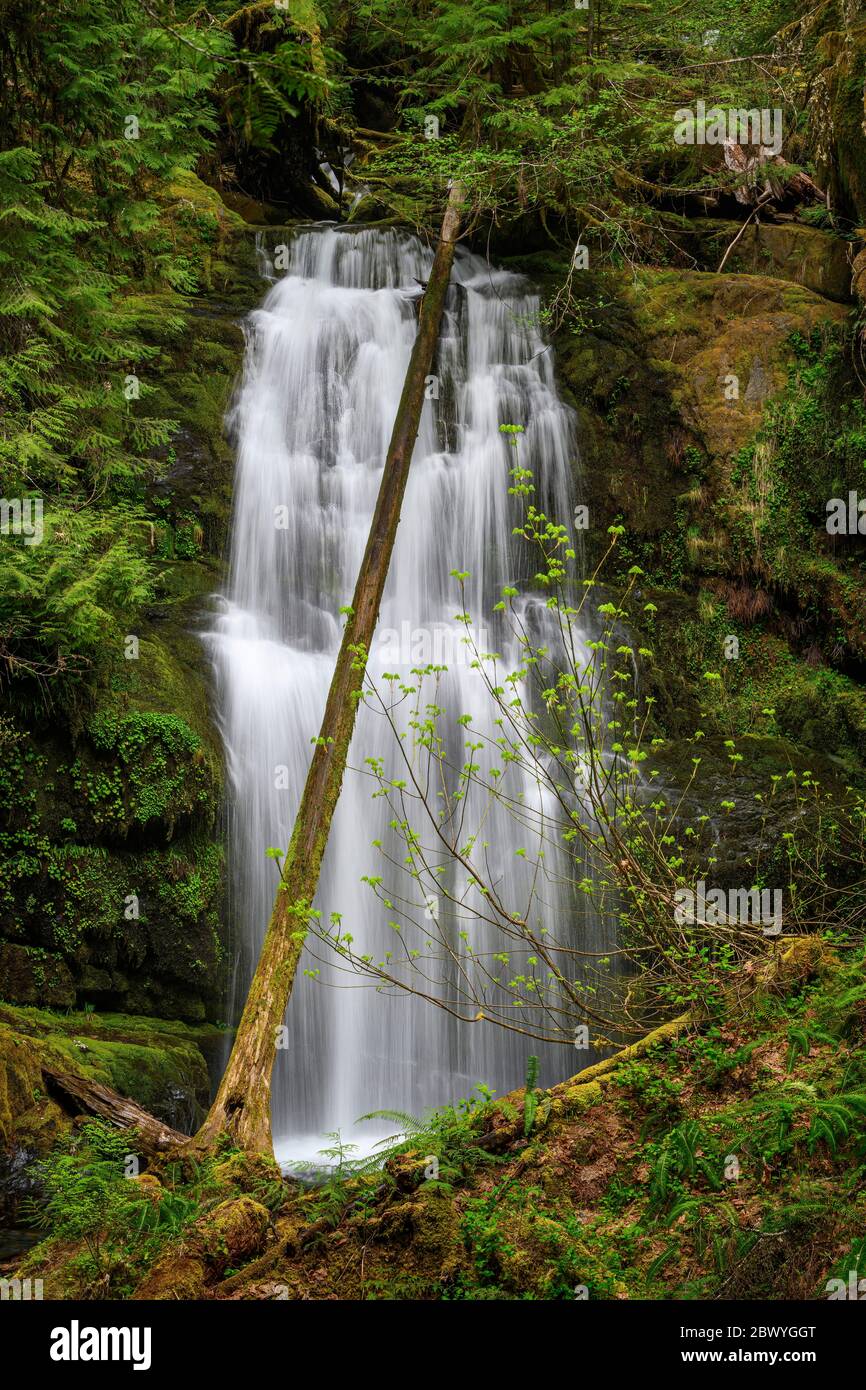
{"left": 721, "top": 141, "right": 826, "bottom": 208}
{"left": 42, "top": 1066, "right": 187, "bottom": 1155}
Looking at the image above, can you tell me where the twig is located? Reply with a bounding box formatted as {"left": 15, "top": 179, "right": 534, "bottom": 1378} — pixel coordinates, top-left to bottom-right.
{"left": 717, "top": 192, "right": 774, "bottom": 273}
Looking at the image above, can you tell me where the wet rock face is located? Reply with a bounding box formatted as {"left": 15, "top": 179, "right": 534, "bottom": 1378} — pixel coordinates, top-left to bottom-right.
{"left": 686, "top": 220, "right": 854, "bottom": 304}
{"left": 0, "top": 1145, "right": 42, "bottom": 1230}
{"left": 550, "top": 261, "right": 846, "bottom": 580}
{"left": 0, "top": 713, "right": 225, "bottom": 1020}
{"left": 808, "top": 2, "right": 866, "bottom": 223}
{"left": 645, "top": 734, "right": 848, "bottom": 886}
{"left": 526, "top": 220, "right": 866, "bottom": 896}
{"left": 0, "top": 944, "right": 75, "bottom": 1010}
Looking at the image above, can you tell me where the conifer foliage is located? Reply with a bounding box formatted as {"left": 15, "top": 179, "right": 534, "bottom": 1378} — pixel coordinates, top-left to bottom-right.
{"left": 0, "top": 1, "right": 232, "bottom": 696}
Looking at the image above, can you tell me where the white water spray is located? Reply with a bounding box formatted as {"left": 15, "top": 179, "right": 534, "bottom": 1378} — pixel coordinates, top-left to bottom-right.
{"left": 206, "top": 224, "right": 600, "bottom": 1165}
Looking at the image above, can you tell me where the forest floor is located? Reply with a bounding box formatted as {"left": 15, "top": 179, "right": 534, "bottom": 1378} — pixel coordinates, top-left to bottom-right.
{"left": 13, "top": 934, "right": 866, "bottom": 1301}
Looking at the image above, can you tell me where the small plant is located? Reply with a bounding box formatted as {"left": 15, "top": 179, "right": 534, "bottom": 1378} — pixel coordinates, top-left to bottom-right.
{"left": 356, "top": 1085, "right": 503, "bottom": 1191}
{"left": 23, "top": 1124, "right": 143, "bottom": 1290}
{"left": 523, "top": 1054, "right": 540, "bottom": 1136}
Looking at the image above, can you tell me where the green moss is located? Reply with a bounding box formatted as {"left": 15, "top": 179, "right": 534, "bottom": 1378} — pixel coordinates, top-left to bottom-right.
{"left": 0, "top": 1004, "right": 223, "bottom": 1150}
{"left": 74, "top": 709, "right": 215, "bottom": 834}
{"left": 159, "top": 169, "right": 248, "bottom": 292}
{"left": 0, "top": 717, "right": 226, "bottom": 1018}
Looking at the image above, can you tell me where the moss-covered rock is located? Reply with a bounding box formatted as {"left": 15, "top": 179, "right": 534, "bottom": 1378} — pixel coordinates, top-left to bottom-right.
{"left": 799, "top": 1, "right": 866, "bottom": 223}
{"left": 346, "top": 192, "right": 393, "bottom": 224}
{"left": 542, "top": 250, "right": 866, "bottom": 770}
{"left": 0, "top": 944, "right": 75, "bottom": 1011}
{"left": 551, "top": 263, "right": 847, "bottom": 559}
{"left": 131, "top": 1195, "right": 271, "bottom": 1299}
{"left": 0, "top": 175, "right": 264, "bottom": 1023}
{"left": 621, "top": 269, "right": 847, "bottom": 469}
{"left": 686, "top": 219, "right": 854, "bottom": 303}
{"left": 0, "top": 718, "right": 226, "bottom": 1018}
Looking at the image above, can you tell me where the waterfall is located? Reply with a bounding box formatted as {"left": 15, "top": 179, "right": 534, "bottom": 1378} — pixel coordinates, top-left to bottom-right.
{"left": 205, "top": 224, "right": 603, "bottom": 1165}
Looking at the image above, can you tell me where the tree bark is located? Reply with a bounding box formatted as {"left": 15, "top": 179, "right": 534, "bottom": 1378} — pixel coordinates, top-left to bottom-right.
{"left": 42, "top": 1066, "right": 188, "bottom": 1156}
{"left": 193, "top": 182, "right": 466, "bottom": 1155}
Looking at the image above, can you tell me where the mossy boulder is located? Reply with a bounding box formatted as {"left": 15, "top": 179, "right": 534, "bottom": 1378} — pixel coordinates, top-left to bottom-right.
{"left": 132, "top": 1195, "right": 271, "bottom": 1299}
{"left": 547, "top": 263, "right": 846, "bottom": 576}
{"left": 346, "top": 192, "right": 393, "bottom": 224}
{"left": 204, "top": 187, "right": 287, "bottom": 228}
{"left": 306, "top": 183, "right": 341, "bottom": 219}
{"left": 686, "top": 220, "right": 854, "bottom": 303}
{"left": 620, "top": 270, "right": 847, "bottom": 469}
{"left": 0, "top": 715, "right": 226, "bottom": 1018}
{"left": 755, "top": 935, "right": 838, "bottom": 994}
{"left": 157, "top": 168, "right": 249, "bottom": 290}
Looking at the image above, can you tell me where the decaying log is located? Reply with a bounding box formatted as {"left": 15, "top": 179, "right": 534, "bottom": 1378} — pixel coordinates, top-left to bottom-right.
{"left": 478, "top": 1011, "right": 695, "bottom": 1152}
{"left": 42, "top": 1065, "right": 187, "bottom": 1154}
{"left": 722, "top": 141, "right": 825, "bottom": 207}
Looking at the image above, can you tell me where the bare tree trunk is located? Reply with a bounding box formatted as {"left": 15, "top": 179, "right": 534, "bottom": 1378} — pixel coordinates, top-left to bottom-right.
{"left": 193, "top": 182, "right": 466, "bottom": 1155}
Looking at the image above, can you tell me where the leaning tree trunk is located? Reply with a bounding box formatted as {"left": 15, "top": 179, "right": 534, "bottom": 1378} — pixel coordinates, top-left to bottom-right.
{"left": 193, "top": 182, "right": 466, "bottom": 1155}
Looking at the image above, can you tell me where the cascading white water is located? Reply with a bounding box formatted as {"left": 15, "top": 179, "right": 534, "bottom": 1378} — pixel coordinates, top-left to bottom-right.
{"left": 206, "top": 224, "right": 604, "bottom": 1165}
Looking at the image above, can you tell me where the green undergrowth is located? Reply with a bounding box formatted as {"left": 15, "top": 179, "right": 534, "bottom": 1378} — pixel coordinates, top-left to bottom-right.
{"left": 14, "top": 937, "right": 866, "bottom": 1301}
{"left": 0, "top": 702, "right": 225, "bottom": 1018}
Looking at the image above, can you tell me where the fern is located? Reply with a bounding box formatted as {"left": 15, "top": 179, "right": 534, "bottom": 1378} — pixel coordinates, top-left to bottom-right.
{"left": 523, "top": 1054, "right": 540, "bottom": 1136}
{"left": 356, "top": 1108, "right": 428, "bottom": 1137}
{"left": 786, "top": 1026, "right": 812, "bottom": 1072}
